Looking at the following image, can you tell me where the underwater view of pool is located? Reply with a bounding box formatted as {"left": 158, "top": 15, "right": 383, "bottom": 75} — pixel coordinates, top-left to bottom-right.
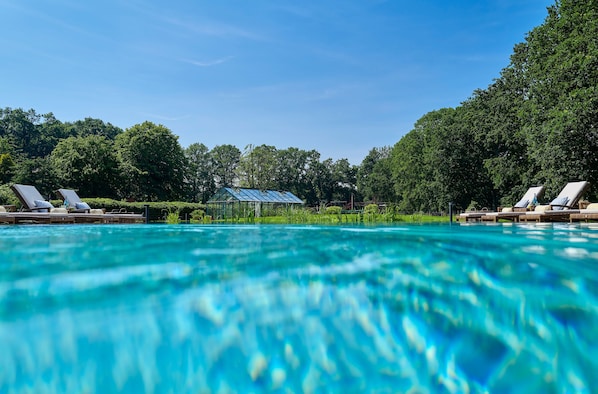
{"left": 1, "top": 223, "right": 597, "bottom": 393}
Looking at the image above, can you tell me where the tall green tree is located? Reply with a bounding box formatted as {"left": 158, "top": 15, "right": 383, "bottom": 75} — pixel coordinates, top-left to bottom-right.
{"left": 466, "top": 44, "right": 536, "bottom": 206}
{"left": 357, "top": 146, "right": 393, "bottom": 203}
{"left": 65, "top": 118, "right": 122, "bottom": 140}
{"left": 522, "top": 0, "right": 598, "bottom": 199}
{"left": 0, "top": 108, "right": 39, "bottom": 157}
{"left": 275, "top": 148, "right": 312, "bottom": 200}
{"left": 210, "top": 144, "right": 241, "bottom": 188}
{"left": 430, "top": 106, "right": 494, "bottom": 211}
{"left": 50, "top": 135, "right": 121, "bottom": 198}
{"left": 185, "top": 142, "right": 215, "bottom": 203}
{"left": 115, "top": 122, "right": 187, "bottom": 201}
{"left": 0, "top": 137, "right": 16, "bottom": 184}
{"left": 34, "top": 113, "right": 69, "bottom": 158}
{"left": 0, "top": 108, "right": 67, "bottom": 158}
{"left": 309, "top": 157, "right": 335, "bottom": 205}
{"left": 12, "top": 157, "right": 59, "bottom": 198}
{"left": 391, "top": 122, "right": 433, "bottom": 212}
{"left": 0, "top": 153, "right": 15, "bottom": 184}
{"left": 330, "top": 158, "right": 358, "bottom": 204}
{"left": 238, "top": 144, "right": 278, "bottom": 189}
{"left": 390, "top": 108, "right": 492, "bottom": 212}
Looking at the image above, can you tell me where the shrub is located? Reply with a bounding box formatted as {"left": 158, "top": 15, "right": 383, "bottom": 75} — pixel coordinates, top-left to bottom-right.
{"left": 190, "top": 209, "right": 213, "bottom": 223}
{"left": 190, "top": 209, "right": 205, "bottom": 221}
{"left": 0, "top": 184, "right": 19, "bottom": 206}
{"left": 363, "top": 204, "right": 379, "bottom": 215}
{"left": 164, "top": 210, "right": 181, "bottom": 224}
{"left": 324, "top": 206, "right": 342, "bottom": 215}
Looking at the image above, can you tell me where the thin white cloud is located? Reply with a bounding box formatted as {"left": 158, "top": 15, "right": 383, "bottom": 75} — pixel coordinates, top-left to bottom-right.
{"left": 120, "top": 0, "right": 267, "bottom": 41}
{"left": 163, "top": 16, "right": 266, "bottom": 41}
{"left": 181, "top": 56, "right": 235, "bottom": 67}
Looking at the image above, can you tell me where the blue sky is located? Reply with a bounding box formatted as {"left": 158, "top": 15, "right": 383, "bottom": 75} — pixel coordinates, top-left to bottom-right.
{"left": 1, "top": 0, "right": 553, "bottom": 164}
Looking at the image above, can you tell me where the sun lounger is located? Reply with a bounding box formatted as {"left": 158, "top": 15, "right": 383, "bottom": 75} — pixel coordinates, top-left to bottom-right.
{"left": 480, "top": 185, "right": 546, "bottom": 222}
{"left": 7, "top": 186, "right": 144, "bottom": 224}
{"left": 519, "top": 181, "right": 589, "bottom": 223}
{"left": 57, "top": 188, "right": 94, "bottom": 213}
{"left": 57, "top": 188, "right": 144, "bottom": 223}
{"left": 457, "top": 207, "right": 490, "bottom": 222}
{"left": 459, "top": 185, "right": 544, "bottom": 222}
{"left": 569, "top": 203, "right": 598, "bottom": 222}
{"left": 10, "top": 184, "right": 55, "bottom": 212}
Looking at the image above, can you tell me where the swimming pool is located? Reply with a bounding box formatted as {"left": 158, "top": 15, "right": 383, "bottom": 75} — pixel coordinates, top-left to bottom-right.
{"left": 1, "top": 223, "right": 597, "bottom": 393}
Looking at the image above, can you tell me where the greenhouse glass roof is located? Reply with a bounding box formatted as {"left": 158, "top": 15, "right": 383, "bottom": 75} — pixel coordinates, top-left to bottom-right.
{"left": 208, "top": 188, "right": 304, "bottom": 204}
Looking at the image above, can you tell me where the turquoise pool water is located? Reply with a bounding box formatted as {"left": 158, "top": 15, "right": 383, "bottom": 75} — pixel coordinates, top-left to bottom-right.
{"left": 1, "top": 223, "right": 597, "bottom": 393}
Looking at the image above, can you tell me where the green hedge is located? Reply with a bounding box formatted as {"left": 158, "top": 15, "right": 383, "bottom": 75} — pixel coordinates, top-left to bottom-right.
{"left": 50, "top": 198, "right": 205, "bottom": 222}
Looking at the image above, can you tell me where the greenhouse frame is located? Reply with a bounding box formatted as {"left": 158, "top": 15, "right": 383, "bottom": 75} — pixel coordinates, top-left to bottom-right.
{"left": 207, "top": 188, "right": 304, "bottom": 219}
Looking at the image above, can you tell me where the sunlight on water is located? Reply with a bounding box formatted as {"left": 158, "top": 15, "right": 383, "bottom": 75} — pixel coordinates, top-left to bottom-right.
{"left": 1, "top": 223, "right": 598, "bottom": 393}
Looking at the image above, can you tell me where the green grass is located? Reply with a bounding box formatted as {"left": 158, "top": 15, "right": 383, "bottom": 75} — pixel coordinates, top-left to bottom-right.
{"left": 205, "top": 211, "right": 450, "bottom": 225}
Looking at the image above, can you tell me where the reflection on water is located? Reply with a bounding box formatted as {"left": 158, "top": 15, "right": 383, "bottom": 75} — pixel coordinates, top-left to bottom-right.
{"left": 1, "top": 223, "right": 597, "bottom": 393}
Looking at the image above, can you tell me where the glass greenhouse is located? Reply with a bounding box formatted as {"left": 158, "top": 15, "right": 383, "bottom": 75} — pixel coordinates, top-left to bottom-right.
{"left": 207, "top": 188, "right": 304, "bottom": 219}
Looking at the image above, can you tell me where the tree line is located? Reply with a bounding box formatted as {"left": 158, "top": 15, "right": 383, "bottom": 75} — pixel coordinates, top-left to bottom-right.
{"left": 361, "top": 0, "right": 598, "bottom": 211}
{"left": 2, "top": 0, "right": 596, "bottom": 212}
{"left": 0, "top": 113, "right": 359, "bottom": 207}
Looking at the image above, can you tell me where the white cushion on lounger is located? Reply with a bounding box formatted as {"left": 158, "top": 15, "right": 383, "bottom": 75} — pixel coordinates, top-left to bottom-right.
{"left": 550, "top": 196, "right": 569, "bottom": 210}
{"left": 35, "top": 200, "right": 53, "bottom": 209}
{"left": 585, "top": 203, "right": 598, "bottom": 211}
{"left": 75, "top": 202, "right": 91, "bottom": 210}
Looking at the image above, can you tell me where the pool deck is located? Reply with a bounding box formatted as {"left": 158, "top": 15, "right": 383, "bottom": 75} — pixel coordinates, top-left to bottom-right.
{"left": 0, "top": 211, "right": 145, "bottom": 224}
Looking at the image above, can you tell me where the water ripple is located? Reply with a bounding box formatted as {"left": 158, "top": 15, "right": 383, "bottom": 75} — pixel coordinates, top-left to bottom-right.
{"left": 1, "top": 223, "right": 597, "bottom": 392}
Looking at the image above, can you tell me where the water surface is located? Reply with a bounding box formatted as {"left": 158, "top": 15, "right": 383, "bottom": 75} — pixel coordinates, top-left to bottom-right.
{"left": 1, "top": 223, "right": 597, "bottom": 393}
